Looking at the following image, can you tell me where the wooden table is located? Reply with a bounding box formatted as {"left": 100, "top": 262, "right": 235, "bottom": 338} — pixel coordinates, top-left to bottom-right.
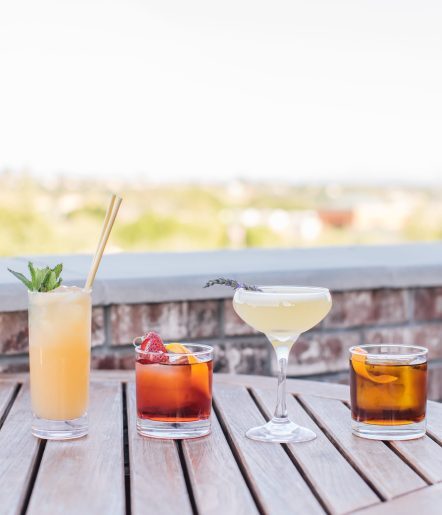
{"left": 1, "top": 372, "right": 442, "bottom": 515}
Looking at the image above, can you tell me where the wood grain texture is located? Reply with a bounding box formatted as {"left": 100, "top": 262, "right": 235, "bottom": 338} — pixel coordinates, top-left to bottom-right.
{"left": 426, "top": 400, "right": 442, "bottom": 443}
{"left": 2, "top": 373, "right": 442, "bottom": 515}
{"left": 91, "top": 370, "right": 134, "bottom": 382}
{"left": 126, "top": 383, "right": 193, "bottom": 515}
{"left": 215, "top": 374, "right": 349, "bottom": 401}
{"left": 0, "top": 373, "right": 28, "bottom": 384}
{"left": 214, "top": 383, "right": 325, "bottom": 515}
{"left": 356, "top": 483, "right": 442, "bottom": 515}
{"left": 182, "top": 410, "right": 259, "bottom": 515}
{"left": 27, "top": 382, "right": 125, "bottom": 515}
{"left": 0, "top": 381, "right": 16, "bottom": 422}
{"left": 390, "top": 435, "right": 442, "bottom": 484}
{"left": 253, "top": 387, "right": 380, "bottom": 515}
{"left": 299, "top": 394, "right": 426, "bottom": 500}
{"left": 0, "top": 385, "right": 41, "bottom": 515}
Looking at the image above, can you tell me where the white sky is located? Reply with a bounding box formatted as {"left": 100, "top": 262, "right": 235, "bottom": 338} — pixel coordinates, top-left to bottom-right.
{"left": 0, "top": 0, "right": 441, "bottom": 184}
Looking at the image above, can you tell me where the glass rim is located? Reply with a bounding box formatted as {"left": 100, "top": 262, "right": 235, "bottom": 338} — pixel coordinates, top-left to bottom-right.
{"left": 234, "top": 285, "right": 330, "bottom": 296}
{"left": 133, "top": 339, "right": 213, "bottom": 357}
{"left": 28, "top": 286, "right": 92, "bottom": 295}
{"left": 349, "top": 344, "right": 428, "bottom": 358}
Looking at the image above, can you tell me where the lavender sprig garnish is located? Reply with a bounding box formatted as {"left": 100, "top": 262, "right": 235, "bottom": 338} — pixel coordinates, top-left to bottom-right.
{"left": 204, "top": 278, "right": 262, "bottom": 291}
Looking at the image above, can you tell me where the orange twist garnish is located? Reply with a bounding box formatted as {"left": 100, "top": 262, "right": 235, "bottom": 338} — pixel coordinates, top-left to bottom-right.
{"left": 351, "top": 347, "right": 397, "bottom": 384}
{"left": 166, "top": 343, "right": 200, "bottom": 364}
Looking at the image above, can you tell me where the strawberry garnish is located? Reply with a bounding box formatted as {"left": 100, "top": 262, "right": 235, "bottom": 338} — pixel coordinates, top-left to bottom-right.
{"left": 139, "top": 331, "right": 168, "bottom": 364}
{"left": 140, "top": 331, "right": 163, "bottom": 351}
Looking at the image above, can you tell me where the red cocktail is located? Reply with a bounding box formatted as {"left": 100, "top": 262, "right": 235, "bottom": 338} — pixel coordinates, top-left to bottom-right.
{"left": 134, "top": 334, "right": 213, "bottom": 439}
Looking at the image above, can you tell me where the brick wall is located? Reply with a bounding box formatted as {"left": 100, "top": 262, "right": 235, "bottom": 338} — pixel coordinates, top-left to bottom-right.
{"left": 1, "top": 287, "right": 442, "bottom": 400}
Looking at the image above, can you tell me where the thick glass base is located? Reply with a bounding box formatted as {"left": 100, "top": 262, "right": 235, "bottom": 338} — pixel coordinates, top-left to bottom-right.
{"left": 137, "top": 417, "right": 211, "bottom": 439}
{"left": 32, "top": 413, "right": 88, "bottom": 440}
{"left": 351, "top": 418, "right": 426, "bottom": 441}
{"left": 246, "top": 417, "right": 317, "bottom": 443}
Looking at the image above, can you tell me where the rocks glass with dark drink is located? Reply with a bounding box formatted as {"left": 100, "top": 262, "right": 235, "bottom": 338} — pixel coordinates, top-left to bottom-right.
{"left": 350, "top": 345, "right": 427, "bottom": 440}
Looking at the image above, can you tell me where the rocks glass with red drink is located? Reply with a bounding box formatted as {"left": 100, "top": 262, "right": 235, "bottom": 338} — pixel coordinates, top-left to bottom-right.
{"left": 134, "top": 333, "right": 213, "bottom": 439}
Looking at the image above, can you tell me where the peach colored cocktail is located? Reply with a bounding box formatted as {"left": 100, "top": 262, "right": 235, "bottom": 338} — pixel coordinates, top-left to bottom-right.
{"left": 29, "top": 286, "right": 91, "bottom": 438}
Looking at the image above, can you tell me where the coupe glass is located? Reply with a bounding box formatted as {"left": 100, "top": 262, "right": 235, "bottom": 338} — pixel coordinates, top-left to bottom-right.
{"left": 233, "top": 286, "right": 332, "bottom": 443}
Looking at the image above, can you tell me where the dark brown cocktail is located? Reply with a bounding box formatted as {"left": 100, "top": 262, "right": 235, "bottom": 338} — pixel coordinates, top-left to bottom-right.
{"left": 350, "top": 345, "right": 427, "bottom": 440}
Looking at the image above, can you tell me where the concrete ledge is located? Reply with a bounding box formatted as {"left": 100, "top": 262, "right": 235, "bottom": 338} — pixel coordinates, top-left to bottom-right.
{"left": 1, "top": 243, "right": 442, "bottom": 311}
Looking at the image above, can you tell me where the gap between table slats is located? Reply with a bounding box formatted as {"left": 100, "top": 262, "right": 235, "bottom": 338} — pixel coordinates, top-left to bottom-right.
{"left": 26, "top": 381, "right": 126, "bottom": 515}
{"left": 426, "top": 401, "right": 442, "bottom": 445}
{"left": 213, "top": 383, "right": 326, "bottom": 515}
{"left": 126, "top": 382, "right": 194, "bottom": 515}
{"left": 246, "top": 389, "right": 331, "bottom": 515}
{"left": 298, "top": 395, "right": 427, "bottom": 501}
{"left": 249, "top": 387, "right": 380, "bottom": 515}
{"left": 182, "top": 403, "right": 259, "bottom": 515}
{"left": 0, "top": 384, "right": 43, "bottom": 515}
{"left": 354, "top": 483, "right": 442, "bottom": 515}
{"left": 121, "top": 383, "right": 132, "bottom": 515}
{"left": 0, "top": 382, "right": 21, "bottom": 430}
{"left": 20, "top": 439, "right": 47, "bottom": 515}
{"left": 339, "top": 399, "right": 442, "bottom": 486}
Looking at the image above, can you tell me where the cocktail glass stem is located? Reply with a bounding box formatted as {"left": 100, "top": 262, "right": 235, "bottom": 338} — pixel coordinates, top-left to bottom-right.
{"left": 273, "top": 343, "right": 290, "bottom": 419}
{"left": 274, "top": 357, "right": 288, "bottom": 419}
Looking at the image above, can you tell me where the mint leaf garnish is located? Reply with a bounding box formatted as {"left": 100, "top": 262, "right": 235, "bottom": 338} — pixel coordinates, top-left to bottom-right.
{"left": 8, "top": 262, "right": 63, "bottom": 292}
{"left": 204, "top": 277, "right": 261, "bottom": 291}
{"left": 28, "top": 262, "right": 36, "bottom": 283}
{"left": 8, "top": 269, "right": 33, "bottom": 290}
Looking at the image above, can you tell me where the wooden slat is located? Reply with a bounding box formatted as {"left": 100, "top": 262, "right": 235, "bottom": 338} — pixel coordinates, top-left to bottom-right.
{"left": 27, "top": 382, "right": 125, "bottom": 515}
{"left": 127, "top": 383, "right": 193, "bottom": 515}
{"left": 299, "top": 394, "right": 426, "bottom": 500}
{"left": 390, "top": 436, "right": 442, "bottom": 484}
{"left": 91, "top": 370, "right": 134, "bottom": 382}
{"left": 182, "top": 410, "right": 259, "bottom": 515}
{"left": 214, "top": 383, "right": 325, "bottom": 515}
{"left": 4, "top": 374, "right": 441, "bottom": 514}
{"left": 356, "top": 483, "right": 442, "bottom": 515}
{"left": 426, "top": 400, "right": 442, "bottom": 443}
{"left": 253, "top": 387, "right": 379, "bottom": 514}
{"left": 1, "top": 372, "right": 350, "bottom": 400}
{"left": 0, "top": 381, "right": 16, "bottom": 422}
{"left": 215, "top": 374, "right": 349, "bottom": 401}
{"left": 0, "top": 373, "right": 28, "bottom": 384}
{"left": 0, "top": 385, "right": 41, "bottom": 515}
{"left": 0, "top": 371, "right": 133, "bottom": 384}
{"left": 369, "top": 400, "right": 442, "bottom": 484}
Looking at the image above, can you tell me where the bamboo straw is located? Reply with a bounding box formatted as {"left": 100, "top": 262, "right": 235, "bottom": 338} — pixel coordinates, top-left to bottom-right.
{"left": 94, "top": 194, "right": 116, "bottom": 259}
{"left": 84, "top": 193, "right": 116, "bottom": 288}
{"left": 85, "top": 195, "right": 122, "bottom": 290}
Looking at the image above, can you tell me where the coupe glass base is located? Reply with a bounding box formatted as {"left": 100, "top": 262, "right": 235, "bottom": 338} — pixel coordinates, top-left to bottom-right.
{"left": 246, "top": 418, "right": 317, "bottom": 443}
{"left": 351, "top": 419, "right": 426, "bottom": 441}
{"left": 32, "top": 413, "right": 88, "bottom": 440}
{"left": 137, "top": 417, "right": 211, "bottom": 439}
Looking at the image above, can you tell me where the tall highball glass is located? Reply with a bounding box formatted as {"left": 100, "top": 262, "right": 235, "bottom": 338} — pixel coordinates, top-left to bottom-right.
{"left": 29, "top": 286, "right": 91, "bottom": 439}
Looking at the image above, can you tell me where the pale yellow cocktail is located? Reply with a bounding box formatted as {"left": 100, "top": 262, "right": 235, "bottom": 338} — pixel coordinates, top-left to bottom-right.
{"left": 28, "top": 286, "right": 91, "bottom": 423}
{"left": 233, "top": 285, "right": 332, "bottom": 443}
{"left": 233, "top": 286, "right": 332, "bottom": 346}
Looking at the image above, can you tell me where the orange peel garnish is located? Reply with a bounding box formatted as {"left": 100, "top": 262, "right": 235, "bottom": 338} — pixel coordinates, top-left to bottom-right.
{"left": 351, "top": 347, "right": 398, "bottom": 384}
{"left": 166, "top": 343, "right": 199, "bottom": 364}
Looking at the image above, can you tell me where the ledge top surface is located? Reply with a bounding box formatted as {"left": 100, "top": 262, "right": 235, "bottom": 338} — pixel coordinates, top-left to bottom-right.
{"left": 0, "top": 243, "right": 441, "bottom": 311}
